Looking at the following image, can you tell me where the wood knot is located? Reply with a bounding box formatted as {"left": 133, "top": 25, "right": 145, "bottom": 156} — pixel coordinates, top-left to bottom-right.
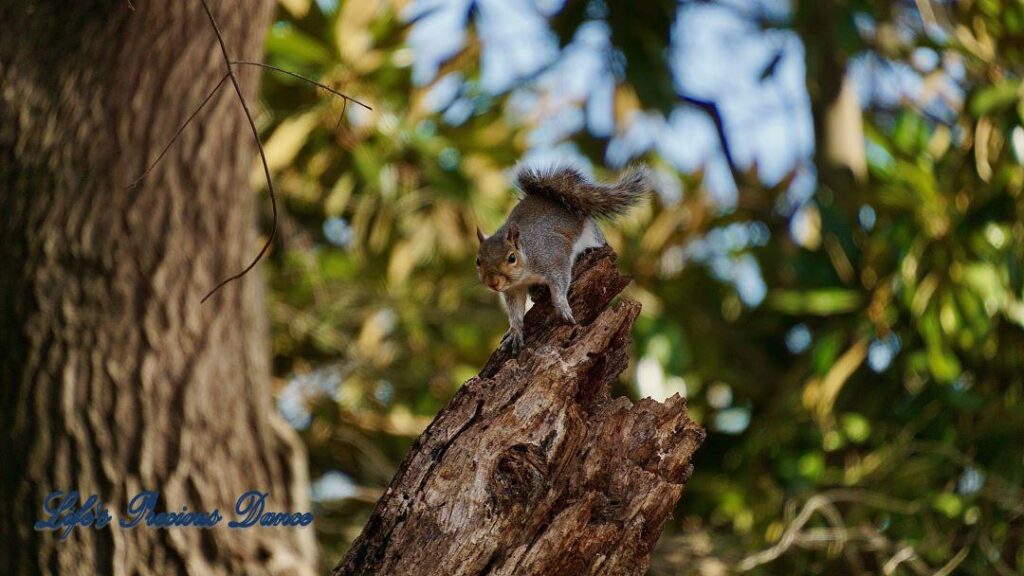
{"left": 488, "top": 443, "right": 548, "bottom": 512}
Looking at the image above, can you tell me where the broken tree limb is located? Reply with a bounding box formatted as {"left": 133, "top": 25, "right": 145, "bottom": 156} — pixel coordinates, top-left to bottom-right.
{"left": 334, "top": 246, "right": 705, "bottom": 576}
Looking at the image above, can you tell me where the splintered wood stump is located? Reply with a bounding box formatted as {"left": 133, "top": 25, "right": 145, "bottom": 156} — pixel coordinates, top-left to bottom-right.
{"left": 334, "top": 247, "right": 705, "bottom": 576}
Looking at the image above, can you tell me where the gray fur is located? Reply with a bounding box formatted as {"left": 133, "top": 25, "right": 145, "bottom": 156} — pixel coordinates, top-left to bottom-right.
{"left": 514, "top": 165, "right": 649, "bottom": 219}
{"left": 477, "top": 166, "right": 650, "bottom": 351}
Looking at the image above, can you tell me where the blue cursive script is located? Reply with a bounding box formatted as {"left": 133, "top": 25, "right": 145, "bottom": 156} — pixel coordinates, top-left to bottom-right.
{"left": 229, "top": 491, "right": 314, "bottom": 528}
{"left": 34, "top": 490, "right": 312, "bottom": 539}
{"left": 119, "top": 491, "right": 223, "bottom": 529}
{"left": 34, "top": 491, "right": 112, "bottom": 540}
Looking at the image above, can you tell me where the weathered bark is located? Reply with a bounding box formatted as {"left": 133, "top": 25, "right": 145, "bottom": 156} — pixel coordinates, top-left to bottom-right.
{"left": 334, "top": 247, "right": 705, "bottom": 576}
{"left": 0, "top": 2, "right": 315, "bottom": 575}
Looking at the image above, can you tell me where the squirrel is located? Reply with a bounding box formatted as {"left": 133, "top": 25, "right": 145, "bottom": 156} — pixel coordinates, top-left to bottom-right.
{"left": 476, "top": 166, "right": 649, "bottom": 350}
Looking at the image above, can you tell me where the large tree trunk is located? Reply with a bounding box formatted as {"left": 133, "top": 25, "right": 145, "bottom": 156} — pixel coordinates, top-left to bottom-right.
{"left": 0, "top": 2, "right": 316, "bottom": 574}
{"left": 334, "top": 248, "right": 705, "bottom": 576}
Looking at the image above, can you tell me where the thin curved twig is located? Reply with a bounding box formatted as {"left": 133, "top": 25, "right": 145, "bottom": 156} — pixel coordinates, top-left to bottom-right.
{"left": 933, "top": 546, "right": 970, "bottom": 576}
{"left": 124, "top": 73, "right": 229, "bottom": 191}
{"left": 736, "top": 489, "right": 923, "bottom": 572}
{"left": 125, "top": 1, "right": 371, "bottom": 303}
{"left": 197, "top": 0, "right": 277, "bottom": 304}
{"left": 229, "top": 60, "right": 372, "bottom": 111}
{"left": 335, "top": 96, "right": 349, "bottom": 133}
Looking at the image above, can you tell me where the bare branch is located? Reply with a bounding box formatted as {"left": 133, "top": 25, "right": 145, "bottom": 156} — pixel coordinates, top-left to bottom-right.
{"left": 335, "top": 96, "right": 349, "bottom": 133}
{"left": 680, "top": 94, "right": 743, "bottom": 188}
{"left": 229, "top": 60, "right": 372, "bottom": 111}
{"left": 197, "top": 0, "right": 277, "bottom": 304}
{"left": 126, "top": 1, "right": 372, "bottom": 303}
{"left": 736, "top": 489, "right": 924, "bottom": 573}
{"left": 124, "top": 73, "right": 229, "bottom": 191}
{"left": 933, "top": 546, "right": 970, "bottom": 576}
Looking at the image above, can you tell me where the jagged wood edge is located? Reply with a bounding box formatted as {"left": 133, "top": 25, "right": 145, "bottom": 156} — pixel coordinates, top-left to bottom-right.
{"left": 335, "top": 247, "right": 705, "bottom": 575}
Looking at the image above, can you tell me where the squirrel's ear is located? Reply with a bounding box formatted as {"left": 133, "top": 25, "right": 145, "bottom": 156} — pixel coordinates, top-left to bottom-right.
{"left": 505, "top": 222, "right": 520, "bottom": 249}
{"left": 476, "top": 227, "right": 486, "bottom": 243}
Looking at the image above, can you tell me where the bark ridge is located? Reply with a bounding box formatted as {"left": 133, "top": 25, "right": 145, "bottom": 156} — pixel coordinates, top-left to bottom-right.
{"left": 0, "top": 2, "right": 315, "bottom": 574}
{"left": 335, "top": 247, "right": 705, "bottom": 576}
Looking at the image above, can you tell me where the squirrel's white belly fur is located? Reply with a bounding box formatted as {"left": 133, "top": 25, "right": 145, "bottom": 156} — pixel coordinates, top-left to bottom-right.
{"left": 572, "top": 218, "right": 604, "bottom": 261}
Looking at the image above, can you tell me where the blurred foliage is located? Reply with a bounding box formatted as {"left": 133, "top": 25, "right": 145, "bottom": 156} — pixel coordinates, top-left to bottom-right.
{"left": 254, "top": 0, "right": 1024, "bottom": 573}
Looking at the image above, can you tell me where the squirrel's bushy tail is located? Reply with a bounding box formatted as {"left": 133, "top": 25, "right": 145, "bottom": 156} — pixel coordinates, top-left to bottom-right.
{"left": 514, "top": 166, "right": 649, "bottom": 219}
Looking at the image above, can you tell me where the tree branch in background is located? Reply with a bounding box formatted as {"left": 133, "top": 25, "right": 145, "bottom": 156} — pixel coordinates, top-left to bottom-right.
{"left": 124, "top": 0, "right": 369, "bottom": 303}
{"left": 680, "top": 94, "right": 744, "bottom": 188}
{"left": 653, "top": 487, "right": 983, "bottom": 576}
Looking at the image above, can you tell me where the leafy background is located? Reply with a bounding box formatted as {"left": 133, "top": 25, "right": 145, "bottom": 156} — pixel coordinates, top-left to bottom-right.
{"left": 252, "top": 0, "right": 1024, "bottom": 573}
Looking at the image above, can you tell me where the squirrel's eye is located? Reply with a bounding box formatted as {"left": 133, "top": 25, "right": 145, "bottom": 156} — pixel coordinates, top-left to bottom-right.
{"left": 507, "top": 253, "right": 516, "bottom": 264}
{"left": 475, "top": 257, "right": 480, "bottom": 266}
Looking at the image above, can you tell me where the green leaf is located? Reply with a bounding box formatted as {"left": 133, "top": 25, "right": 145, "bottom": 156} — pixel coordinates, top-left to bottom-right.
{"left": 970, "top": 81, "right": 1021, "bottom": 117}
{"left": 841, "top": 413, "right": 871, "bottom": 443}
{"left": 798, "top": 453, "right": 825, "bottom": 481}
{"left": 920, "top": 309, "right": 962, "bottom": 383}
{"left": 767, "top": 289, "right": 863, "bottom": 315}
{"left": 932, "top": 493, "right": 963, "bottom": 518}
{"left": 893, "top": 111, "right": 928, "bottom": 155}
{"left": 266, "top": 23, "right": 334, "bottom": 66}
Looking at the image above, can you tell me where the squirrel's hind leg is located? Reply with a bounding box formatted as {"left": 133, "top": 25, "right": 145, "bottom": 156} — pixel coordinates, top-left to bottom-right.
{"left": 546, "top": 269, "right": 576, "bottom": 325}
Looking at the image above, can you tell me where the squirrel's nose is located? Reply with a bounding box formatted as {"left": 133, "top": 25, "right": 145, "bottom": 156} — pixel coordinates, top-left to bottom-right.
{"left": 486, "top": 276, "right": 503, "bottom": 291}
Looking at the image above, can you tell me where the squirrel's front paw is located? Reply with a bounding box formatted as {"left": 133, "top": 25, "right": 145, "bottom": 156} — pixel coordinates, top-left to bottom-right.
{"left": 506, "top": 328, "right": 525, "bottom": 352}
{"left": 555, "top": 304, "right": 576, "bottom": 325}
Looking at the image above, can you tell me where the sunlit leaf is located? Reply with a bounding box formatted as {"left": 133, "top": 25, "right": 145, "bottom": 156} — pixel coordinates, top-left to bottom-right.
{"left": 767, "top": 289, "right": 863, "bottom": 315}
{"left": 263, "top": 109, "right": 320, "bottom": 173}
{"left": 969, "top": 80, "right": 1021, "bottom": 117}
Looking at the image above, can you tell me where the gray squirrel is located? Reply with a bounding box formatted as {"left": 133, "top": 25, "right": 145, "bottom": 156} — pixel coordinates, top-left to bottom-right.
{"left": 476, "top": 166, "right": 649, "bottom": 350}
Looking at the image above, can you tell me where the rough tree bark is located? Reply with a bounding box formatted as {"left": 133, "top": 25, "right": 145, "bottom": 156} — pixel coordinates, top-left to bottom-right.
{"left": 0, "top": 2, "right": 316, "bottom": 574}
{"left": 334, "top": 248, "right": 705, "bottom": 576}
